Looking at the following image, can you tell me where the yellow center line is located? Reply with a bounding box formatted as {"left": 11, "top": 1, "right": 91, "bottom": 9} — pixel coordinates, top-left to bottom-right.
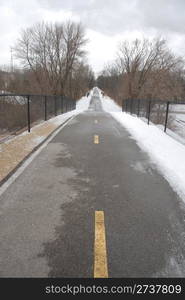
{"left": 94, "top": 135, "right": 99, "bottom": 144}
{"left": 94, "top": 211, "right": 108, "bottom": 278}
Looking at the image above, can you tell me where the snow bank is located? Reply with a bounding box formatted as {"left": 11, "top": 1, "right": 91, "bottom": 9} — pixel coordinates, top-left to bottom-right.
{"left": 111, "top": 111, "right": 185, "bottom": 202}
{"left": 100, "top": 93, "right": 185, "bottom": 201}
{"left": 76, "top": 95, "right": 91, "bottom": 112}
{"left": 29, "top": 94, "right": 91, "bottom": 129}
{"left": 99, "top": 92, "right": 121, "bottom": 112}
{"left": 49, "top": 110, "right": 77, "bottom": 126}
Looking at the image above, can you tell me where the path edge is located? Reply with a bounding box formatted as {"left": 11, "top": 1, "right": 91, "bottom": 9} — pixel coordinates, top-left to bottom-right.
{"left": 0, "top": 115, "right": 75, "bottom": 188}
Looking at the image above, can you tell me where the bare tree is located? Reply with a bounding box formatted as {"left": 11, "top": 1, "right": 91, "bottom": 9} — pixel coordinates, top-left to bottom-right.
{"left": 14, "top": 21, "right": 88, "bottom": 97}
{"left": 98, "top": 37, "right": 185, "bottom": 103}
{"left": 117, "top": 37, "right": 183, "bottom": 99}
{"left": 68, "top": 62, "right": 95, "bottom": 99}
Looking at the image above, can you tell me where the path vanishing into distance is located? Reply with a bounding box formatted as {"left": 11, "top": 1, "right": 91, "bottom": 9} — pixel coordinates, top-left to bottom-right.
{"left": 1, "top": 88, "right": 185, "bottom": 277}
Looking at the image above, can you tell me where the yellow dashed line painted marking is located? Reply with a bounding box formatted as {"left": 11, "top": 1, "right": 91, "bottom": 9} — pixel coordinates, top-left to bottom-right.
{"left": 94, "top": 211, "right": 108, "bottom": 278}
{"left": 94, "top": 135, "right": 99, "bottom": 144}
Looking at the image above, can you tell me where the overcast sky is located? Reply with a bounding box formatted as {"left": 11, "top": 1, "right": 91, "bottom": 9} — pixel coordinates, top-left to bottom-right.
{"left": 0, "top": 0, "right": 185, "bottom": 74}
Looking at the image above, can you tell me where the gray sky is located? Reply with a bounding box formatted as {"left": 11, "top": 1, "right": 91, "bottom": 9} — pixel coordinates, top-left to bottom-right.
{"left": 0, "top": 0, "right": 185, "bottom": 74}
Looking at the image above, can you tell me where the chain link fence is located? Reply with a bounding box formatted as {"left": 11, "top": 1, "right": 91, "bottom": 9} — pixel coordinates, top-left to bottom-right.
{"left": 0, "top": 94, "right": 76, "bottom": 141}
{"left": 122, "top": 98, "right": 185, "bottom": 139}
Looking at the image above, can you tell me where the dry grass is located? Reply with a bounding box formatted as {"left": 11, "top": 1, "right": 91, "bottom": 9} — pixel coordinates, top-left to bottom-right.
{"left": 0, "top": 120, "right": 61, "bottom": 182}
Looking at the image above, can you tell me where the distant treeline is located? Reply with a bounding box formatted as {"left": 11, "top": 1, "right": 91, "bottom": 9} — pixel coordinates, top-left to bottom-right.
{"left": 97, "top": 38, "right": 185, "bottom": 105}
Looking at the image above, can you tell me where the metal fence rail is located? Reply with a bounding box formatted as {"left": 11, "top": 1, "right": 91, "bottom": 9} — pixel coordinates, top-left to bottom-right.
{"left": 122, "top": 98, "right": 185, "bottom": 133}
{"left": 0, "top": 94, "right": 76, "bottom": 137}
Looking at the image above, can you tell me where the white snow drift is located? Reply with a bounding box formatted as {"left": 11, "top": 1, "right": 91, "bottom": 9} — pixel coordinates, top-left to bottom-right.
{"left": 100, "top": 94, "right": 185, "bottom": 203}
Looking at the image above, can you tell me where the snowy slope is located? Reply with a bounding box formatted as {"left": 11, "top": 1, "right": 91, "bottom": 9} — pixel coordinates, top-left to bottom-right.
{"left": 100, "top": 95, "right": 122, "bottom": 112}
{"left": 76, "top": 94, "right": 91, "bottom": 111}
{"left": 101, "top": 95, "right": 185, "bottom": 203}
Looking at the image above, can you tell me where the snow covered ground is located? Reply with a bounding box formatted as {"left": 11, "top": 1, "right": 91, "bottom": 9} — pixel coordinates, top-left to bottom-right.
{"left": 170, "top": 112, "right": 185, "bottom": 139}
{"left": 100, "top": 94, "right": 185, "bottom": 203}
{"left": 51, "top": 92, "right": 92, "bottom": 127}
{"left": 76, "top": 93, "right": 92, "bottom": 112}
{"left": 100, "top": 95, "right": 122, "bottom": 112}
{"left": 171, "top": 104, "right": 185, "bottom": 113}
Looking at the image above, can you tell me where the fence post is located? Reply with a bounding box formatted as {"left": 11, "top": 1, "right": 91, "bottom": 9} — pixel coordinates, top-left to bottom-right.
{"left": 54, "top": 97, "right": 57, "bottom": 116}
{"left": 27, "top": 95, "right": 31, "bottom": 132}
{"left": 148, "top": 100, "right": 151, "bottom": 125}
{"left": 164, "top": 101, "right": 170, "bottom": 132}
{"left": 66, "top": 98, "right": 68, "bottom": 112}
{"left": 60, "top": 96, "right": 63, "bottom": 114}
{"left": 137, "top": 99, "right": 140, "bottom": 117}
{"left": 130, "top": 99, "right": 133, "bottom": 115}
{"left": 125, "top": 99, "right": 128, "bottom": 113}
{"left": 145, "top": 100, "right": 148, "bottom": 120}
{"left": 62, "top": 97, "right": 65, "bottom": 113}
{"left": 44, "top": 96, "right": 47, "bottom": 121}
